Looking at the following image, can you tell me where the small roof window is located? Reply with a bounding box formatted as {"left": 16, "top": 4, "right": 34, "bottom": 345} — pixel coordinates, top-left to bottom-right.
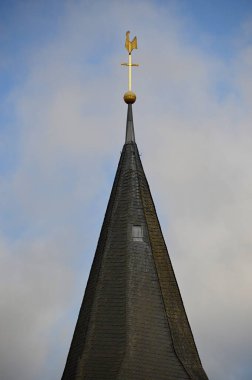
{"left": 132, "top": 225, "right": 143, "bottom": 241}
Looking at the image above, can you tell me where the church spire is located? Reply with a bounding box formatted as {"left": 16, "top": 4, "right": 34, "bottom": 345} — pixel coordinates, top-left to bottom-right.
{"left": 61, "top": 32, "right": 208, "bottom": 380}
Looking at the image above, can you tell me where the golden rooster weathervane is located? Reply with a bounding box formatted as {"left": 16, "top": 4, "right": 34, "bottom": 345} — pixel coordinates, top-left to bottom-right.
{"left": 121, "top": 31, "right": 139, "bottom": 104}
{"left": 125, "top": 30, "right": 137, "bottom": 53}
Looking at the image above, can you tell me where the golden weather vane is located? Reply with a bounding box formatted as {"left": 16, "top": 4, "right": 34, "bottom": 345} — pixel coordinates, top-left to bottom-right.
{"left": 121, "top": 31, "right": 139, "bottom": 104}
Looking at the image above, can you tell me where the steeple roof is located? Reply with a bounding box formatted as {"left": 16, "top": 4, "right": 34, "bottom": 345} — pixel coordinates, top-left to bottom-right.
{"left": 61, "top": 105, "right": 208, "bottom": 380}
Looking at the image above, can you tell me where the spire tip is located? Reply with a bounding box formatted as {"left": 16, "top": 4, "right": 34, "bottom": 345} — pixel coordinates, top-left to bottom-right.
{"left": 125, "top": 104, "right": 135, "bottom": 143}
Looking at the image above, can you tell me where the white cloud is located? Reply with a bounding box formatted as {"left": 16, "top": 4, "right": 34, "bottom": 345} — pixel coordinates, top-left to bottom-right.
{"left": 0, "top": 235, "right": 74, "bottom": 380}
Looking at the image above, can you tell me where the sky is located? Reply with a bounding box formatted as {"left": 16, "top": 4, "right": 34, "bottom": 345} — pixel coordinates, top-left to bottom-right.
{"left": 0, "top": 0, "right": 252, "bottom": 379}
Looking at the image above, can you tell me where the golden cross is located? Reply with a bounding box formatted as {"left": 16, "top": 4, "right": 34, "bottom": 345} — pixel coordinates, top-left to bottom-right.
{"left": 121, "top": 31, "right": 139, "bottom": 91}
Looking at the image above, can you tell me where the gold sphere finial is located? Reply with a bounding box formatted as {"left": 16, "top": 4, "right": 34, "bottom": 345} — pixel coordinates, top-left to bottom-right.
{"left": 124, "top": 91, "right": 136, "bottom": 104}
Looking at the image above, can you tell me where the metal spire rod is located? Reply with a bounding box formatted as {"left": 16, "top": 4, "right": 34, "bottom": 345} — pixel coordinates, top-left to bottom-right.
{"left": 121, "top": 31, "right": 139, "bottom": 104}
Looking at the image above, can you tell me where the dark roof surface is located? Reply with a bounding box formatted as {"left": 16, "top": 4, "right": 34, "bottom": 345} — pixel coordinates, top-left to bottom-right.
{"left": 62, "top": 105, "right": 208, "bottom": 380}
